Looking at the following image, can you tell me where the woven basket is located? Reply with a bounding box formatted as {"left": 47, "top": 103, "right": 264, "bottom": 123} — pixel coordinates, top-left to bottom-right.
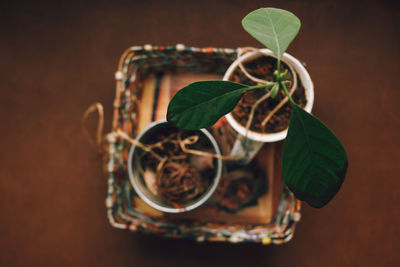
{"left": 105, "top": 44, "right": 301, "bottom": 244}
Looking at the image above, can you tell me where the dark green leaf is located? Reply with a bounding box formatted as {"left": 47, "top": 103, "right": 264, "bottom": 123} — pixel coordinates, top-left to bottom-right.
{"left": 282, "top": 104, "right": 348, "bottom": 208}
{"left": 242, "top": 8, "right": 301, "bottom": 58}
{"left": 167, "top": 81, "right": 247, "bottom": 130}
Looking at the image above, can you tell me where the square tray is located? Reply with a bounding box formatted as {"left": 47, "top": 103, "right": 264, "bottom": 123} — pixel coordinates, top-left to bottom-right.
{"left": 105, "top": 44, "right": 301, "bottom": 244}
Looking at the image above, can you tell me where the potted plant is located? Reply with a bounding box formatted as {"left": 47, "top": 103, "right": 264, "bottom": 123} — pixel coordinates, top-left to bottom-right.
{"left": 127, "top": 120, "right": 223, "bottom": 213}
{"left": 223, "top": 48, "right": 313, "bottom": 142}
{"left": 220, "top": 46, "right": 314, "bottom": 165}
{"left": 167, "top": 7, "right": 348, "bottom": 208}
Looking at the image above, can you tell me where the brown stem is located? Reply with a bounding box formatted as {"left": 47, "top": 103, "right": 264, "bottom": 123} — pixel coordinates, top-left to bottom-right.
{"left": 244, "top": 90, "right": 271, "bottom": 132}
{"left": 237, "top": 47, "right": 274, "bottom": 86}
{"left": 113, "top": 129, "right": 165, "bottom": 161}
{"left": 177, "top": 132, "right": 237, "bottom": 160}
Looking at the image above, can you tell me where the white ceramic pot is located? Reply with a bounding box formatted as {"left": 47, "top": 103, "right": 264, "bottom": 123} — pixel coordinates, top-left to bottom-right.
{"left": 224, "top": 48, "right": 314, "bottom": 143}
{"left": 128, "top": 120, "right": 222, "bottom": 213}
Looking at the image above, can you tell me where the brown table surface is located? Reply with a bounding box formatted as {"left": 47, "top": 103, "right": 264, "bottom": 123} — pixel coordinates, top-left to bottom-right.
{"left": 1, "top": 1, "right": 399, "bottom": 266}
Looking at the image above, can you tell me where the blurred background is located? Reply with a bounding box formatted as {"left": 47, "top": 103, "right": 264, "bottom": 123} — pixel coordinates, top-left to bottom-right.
{"left": 0, "top": 0, "right": 399, "bottom": 266}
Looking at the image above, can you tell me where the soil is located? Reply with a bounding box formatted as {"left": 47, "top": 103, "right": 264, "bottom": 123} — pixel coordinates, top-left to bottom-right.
{"left": 230, "top": 56, "right": 307, "bottom": 133}
{"left": 139, "top": 127, "right": 216, "bottom": 205}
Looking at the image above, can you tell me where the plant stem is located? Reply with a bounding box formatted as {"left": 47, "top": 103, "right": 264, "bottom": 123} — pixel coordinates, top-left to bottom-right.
{"left": 277, "top": 59, "right": 281, "bottom": 77}
{"left": 245, "top": 83, "right": 275, "bottom": 91}
{"left": 280, "top": 81, "right": 296, "bottom": 105}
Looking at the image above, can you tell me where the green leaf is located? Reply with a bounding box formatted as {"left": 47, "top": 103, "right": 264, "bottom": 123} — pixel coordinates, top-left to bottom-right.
{"left": 270, "top": 82, "right": 279, "bottom": 98}
{"left": 242, "top": 8, "right": 301, "bottom": 58}
{"left": 282, "top": 105, "right": 348, "bottom": 208}
{"left": 167, "top": 81, "right": 247, "bottom": 130}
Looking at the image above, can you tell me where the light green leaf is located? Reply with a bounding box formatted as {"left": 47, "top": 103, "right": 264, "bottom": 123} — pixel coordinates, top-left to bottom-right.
{"left": 270, "top": 82, "right": 279, "bottom": 98}
{"left": 282, "top": 104, "right": 348, "bottom": 208}
{"left": 242, "top": 8, "right": 301, "bottom": 58}
{"left": 167, "top": 81, "right": 247, "bottom": 130}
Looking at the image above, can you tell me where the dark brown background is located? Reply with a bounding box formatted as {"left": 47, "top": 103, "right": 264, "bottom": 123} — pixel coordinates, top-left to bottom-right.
{"left": 1, "top": 0, "right": 399, "bottom": 266}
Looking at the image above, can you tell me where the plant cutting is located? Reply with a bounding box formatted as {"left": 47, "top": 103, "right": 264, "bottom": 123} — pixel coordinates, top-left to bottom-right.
{"left": 167, "top": 7, "right": 348, "bottom": 208}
